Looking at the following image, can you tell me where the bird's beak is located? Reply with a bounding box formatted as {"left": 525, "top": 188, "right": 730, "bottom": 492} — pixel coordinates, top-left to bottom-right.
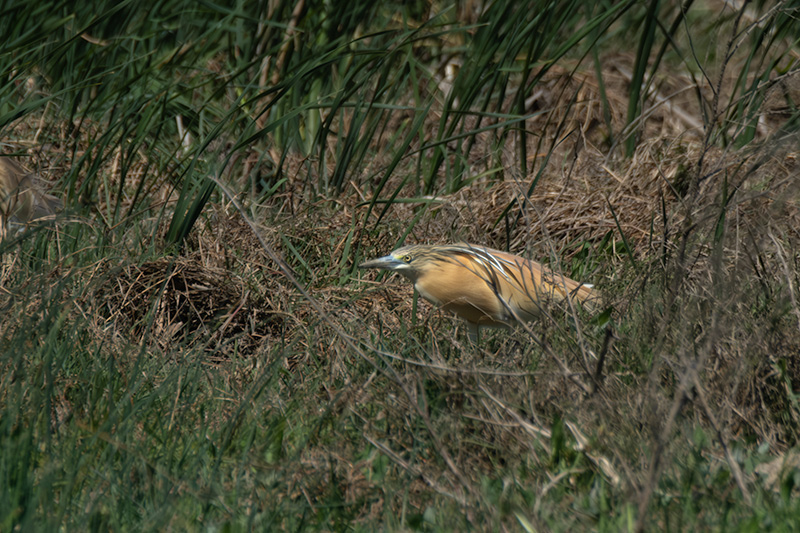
{"left": 358, "top": 254, "right": 404, "bottom": 271}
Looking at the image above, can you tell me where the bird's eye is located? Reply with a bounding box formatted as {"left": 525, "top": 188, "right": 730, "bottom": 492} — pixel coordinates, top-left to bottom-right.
{"left": 402, "top": 254, "right": 412, "bottom": 263}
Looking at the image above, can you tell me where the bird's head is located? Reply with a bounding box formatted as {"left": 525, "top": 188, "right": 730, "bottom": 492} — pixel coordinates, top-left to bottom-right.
{"left": 358, "top": 244, "right": 437, "bottom": 283}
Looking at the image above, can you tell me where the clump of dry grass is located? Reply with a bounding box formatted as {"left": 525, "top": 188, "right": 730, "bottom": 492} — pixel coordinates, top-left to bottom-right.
{"left": 94, "top": 253, "right": 275, "bottom": 357}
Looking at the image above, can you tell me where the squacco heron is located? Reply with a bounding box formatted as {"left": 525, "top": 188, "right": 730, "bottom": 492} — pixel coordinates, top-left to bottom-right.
{"left": 0, "top": 157, "right": 62, "bottom": 240}
{"left": 359, "top": 243, "right": 596, "bottom": 340}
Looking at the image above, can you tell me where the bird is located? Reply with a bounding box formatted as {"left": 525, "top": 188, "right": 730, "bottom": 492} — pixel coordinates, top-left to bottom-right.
{"left": 0, "top": 157, "right": 62, "bottom": 241}
{"left": 359, "top": 242, "right": 596, "bottom": 341}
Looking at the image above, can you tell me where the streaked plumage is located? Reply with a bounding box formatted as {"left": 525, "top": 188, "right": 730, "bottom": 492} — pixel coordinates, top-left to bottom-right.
{"left": 359, "top": 243, "right": 596, "bottom": 340}
{"left": 0, "top": 157, "right": 62, "bottom": 240}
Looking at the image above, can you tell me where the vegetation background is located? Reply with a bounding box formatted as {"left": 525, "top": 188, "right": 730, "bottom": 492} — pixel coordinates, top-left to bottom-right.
{"left": 1, "top": 0, "right": 799, "bottom": 530}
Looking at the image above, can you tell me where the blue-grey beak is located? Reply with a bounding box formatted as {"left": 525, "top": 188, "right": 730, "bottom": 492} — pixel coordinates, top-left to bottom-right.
{"left": 358, "top": 254, "right": 404, "bottom": 270}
